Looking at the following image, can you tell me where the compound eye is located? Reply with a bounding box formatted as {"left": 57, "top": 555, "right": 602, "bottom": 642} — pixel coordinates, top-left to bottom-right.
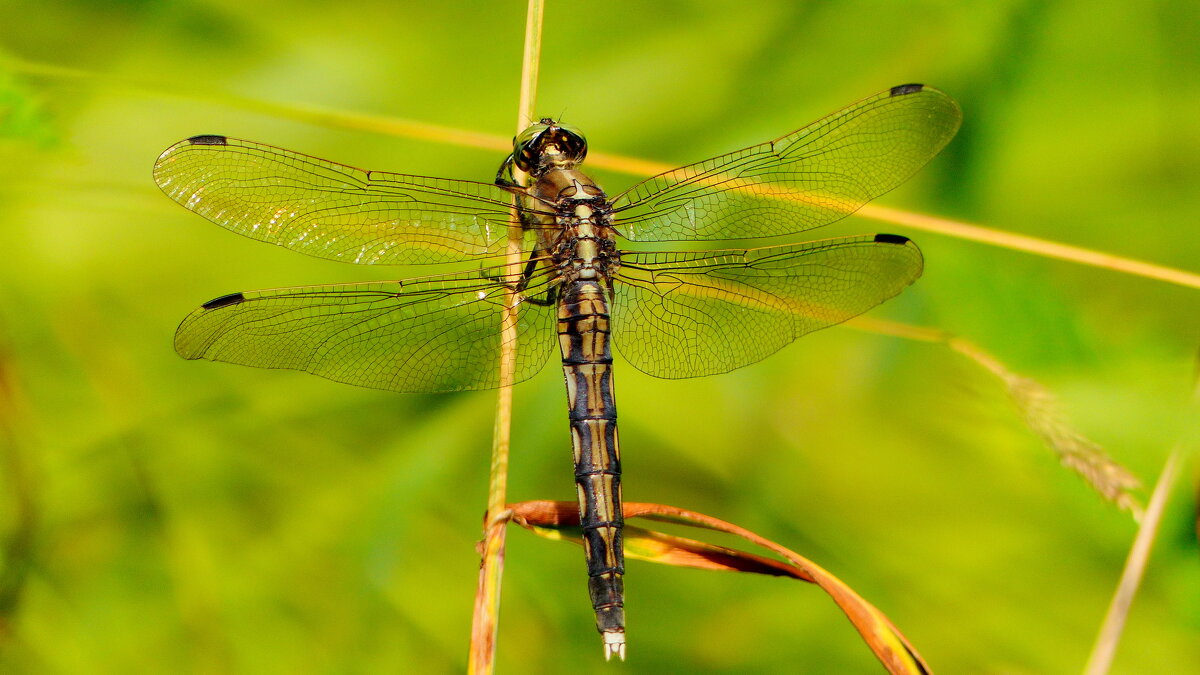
{"left": 554, "top": 124, "right": 588, "bottom": 162}
{"left": 513, "top": 122, "right": 550, "bottom": 171}
{"left": 556, "top": 124, "right": 586, "bottom": 145}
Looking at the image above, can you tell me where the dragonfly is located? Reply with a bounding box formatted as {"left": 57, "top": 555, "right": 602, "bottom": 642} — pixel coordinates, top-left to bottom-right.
{"left": 154, "top": 83, "right": 960, "bottom": 660}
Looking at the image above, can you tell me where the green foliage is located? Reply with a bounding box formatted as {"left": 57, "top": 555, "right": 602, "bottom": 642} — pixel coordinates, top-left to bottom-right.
{"left": 1, "top": 0, "right": 1198, "bottom": 672}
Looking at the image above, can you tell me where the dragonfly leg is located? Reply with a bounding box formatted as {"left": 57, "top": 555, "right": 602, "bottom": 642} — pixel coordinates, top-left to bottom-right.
{"left": 494, "top": 153, "right": 521, "bottom": 188}
{"left": 516, "top": 255, "right": 560, "bottom": 307}
{"left": 479, "top": 251, "right": 559, "bottom": 306}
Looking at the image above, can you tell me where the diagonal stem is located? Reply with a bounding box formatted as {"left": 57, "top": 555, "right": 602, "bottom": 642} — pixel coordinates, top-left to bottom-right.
{"left": 1083, "top": 445, "right": 1186, "bottom": 674}
{"left": 856, "top": 204, "right": 1200, "bottom": 290}
{"left": 9, "top": 55, "right": 1198, "bottom": 291}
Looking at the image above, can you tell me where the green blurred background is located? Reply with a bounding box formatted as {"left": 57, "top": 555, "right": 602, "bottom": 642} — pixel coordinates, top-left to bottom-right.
{"left": 1, "top": 1, "right": 1198, "bottom": 672}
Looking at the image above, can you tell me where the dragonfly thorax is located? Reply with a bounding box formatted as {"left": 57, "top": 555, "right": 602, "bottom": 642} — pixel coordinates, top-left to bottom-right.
{"left": 551, "top": 199, "right": 620, "bottom": 282}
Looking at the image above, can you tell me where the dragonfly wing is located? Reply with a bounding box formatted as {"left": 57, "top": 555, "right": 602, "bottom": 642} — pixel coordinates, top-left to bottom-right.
{"left": 154, "top": 135, "right": 525, "bottom": 265}
{"left": 609, "top": 85, "right": 960, "bottom": 242}
{"left": 175, "top": 267, "right": 558, "bottom": 393}
{"left": 611, "top": 234, "right": 923, "bottom": 378}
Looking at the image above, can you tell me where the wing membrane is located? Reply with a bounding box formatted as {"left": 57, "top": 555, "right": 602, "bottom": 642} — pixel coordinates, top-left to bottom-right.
{"left": 611, "top": 235, "right": 923, "bottom": 378}
{"left": 175, "top": 266, "right": 558, "bottom": 393}
{"left": 154, "top": 136, "right": 525, "bottom": 265}
{"left": 610, "top": 85, "right": 960, "bottom": 242}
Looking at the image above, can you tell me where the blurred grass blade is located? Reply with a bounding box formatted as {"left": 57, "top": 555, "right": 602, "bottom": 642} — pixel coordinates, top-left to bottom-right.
{"left": 2, "top": 56, "right": 512, "bottom": 155}
{"left": 468, "top": 2, "right": 544, "bottom": 673}
{"left": 6, "top": 56, "right": 1198, "bottom": 291}
{"left": 0, "top": 69, "right": 58, "bottom": 146}
{"left": 1084, "top": 446, "right": 1186, "bottom": 675}
{"left": 850, "top": 317, "right": 1143, "bottom": 516}
{"left": 510, "top": 501, "right": 930, "bottom": 675}
{"left": 946, "top": 336, "right": 1143, "bottom": 516}
{"left": 0, "top": 336, "right": 37, "bottom": 640}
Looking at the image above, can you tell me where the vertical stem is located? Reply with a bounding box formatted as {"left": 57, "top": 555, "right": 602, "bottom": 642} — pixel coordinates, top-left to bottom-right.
{"left": 467, "top": 1, "right": 543, "bottom": 672}
{"left": 514, "top": 1, "right": 543, "bottom": 133}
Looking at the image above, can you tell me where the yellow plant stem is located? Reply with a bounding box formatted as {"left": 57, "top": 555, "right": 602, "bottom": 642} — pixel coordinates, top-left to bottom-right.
{"left": 858, "top": 204, "right": 1200, "bottom": 290}
{"left": 467, "top": 1, "right": 543, "bottom": 673}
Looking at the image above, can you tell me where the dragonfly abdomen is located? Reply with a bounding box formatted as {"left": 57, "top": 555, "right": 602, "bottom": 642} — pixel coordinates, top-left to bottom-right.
{"left": 557, "top": 277, "right": 626, "bottom": 656}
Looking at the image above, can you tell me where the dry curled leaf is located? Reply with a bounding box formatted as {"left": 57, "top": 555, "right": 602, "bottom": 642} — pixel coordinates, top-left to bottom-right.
{"left": 509, "top": 500, "right": 930, "bottom": 675}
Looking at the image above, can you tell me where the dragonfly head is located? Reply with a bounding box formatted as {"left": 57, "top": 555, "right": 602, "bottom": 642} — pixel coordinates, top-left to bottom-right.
{"left": 512, "top": 118, "right": 588, "bottom": 175}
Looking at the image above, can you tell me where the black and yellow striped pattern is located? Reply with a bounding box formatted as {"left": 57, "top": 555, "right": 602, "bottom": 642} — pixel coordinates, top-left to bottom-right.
{"left": 557, "top": 278, "right": 625, "bottom": 643}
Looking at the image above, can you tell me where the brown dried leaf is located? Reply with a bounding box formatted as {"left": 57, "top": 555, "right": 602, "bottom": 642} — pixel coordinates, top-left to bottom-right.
{"left": 509, "top": 501, "right": 930, "bottom": 675}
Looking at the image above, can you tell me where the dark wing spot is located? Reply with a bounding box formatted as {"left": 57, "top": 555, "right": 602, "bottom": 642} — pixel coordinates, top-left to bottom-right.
{"left": 201, "top": 292, "right": 245, "bottom": 309}
{"left": 889, "top": 84, "right": 925, "bottom": 97}
{"left": 186, "top": 134, "right": 228, "bottom": 145}
{"left": 874, "top": 233, "right": 911, "bottom": 245}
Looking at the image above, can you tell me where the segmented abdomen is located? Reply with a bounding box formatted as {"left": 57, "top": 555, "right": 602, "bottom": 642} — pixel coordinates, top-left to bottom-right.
{"left": 557, "top": 278, "right": 625, "bottom": 640}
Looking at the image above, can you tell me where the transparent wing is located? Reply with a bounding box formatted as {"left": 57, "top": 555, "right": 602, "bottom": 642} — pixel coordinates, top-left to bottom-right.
{"left": 610, "top": 85, "right": 960, "bottom": 242}
{"left": 154, "top": 135, "right": 526, "bottom": 265}
{"left": 175, "top": 265, "right": 559, "bottom": 393}
{"left": 611, "top": 234, "right": 923, "bottom": 378}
